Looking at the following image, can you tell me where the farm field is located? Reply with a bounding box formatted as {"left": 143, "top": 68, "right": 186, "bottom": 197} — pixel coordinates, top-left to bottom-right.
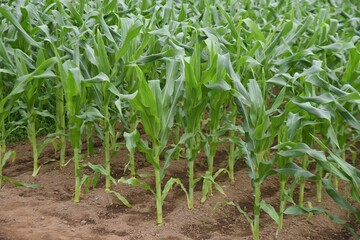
{"left": 0, "top": 0, "right": 360, "bottom": 239}
{"left": 0, "top": 138, "right": 358, "bottom": 240}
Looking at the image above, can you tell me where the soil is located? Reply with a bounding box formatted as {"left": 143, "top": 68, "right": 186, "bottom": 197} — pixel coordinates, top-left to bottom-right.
{"left": 0, "top": 136, "right": 359, "bottom": 240}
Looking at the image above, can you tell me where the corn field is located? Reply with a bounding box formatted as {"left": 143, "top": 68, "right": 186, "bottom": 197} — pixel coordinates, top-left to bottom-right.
{"left": 0, "top": 0, "right": 359, "bottom": 239}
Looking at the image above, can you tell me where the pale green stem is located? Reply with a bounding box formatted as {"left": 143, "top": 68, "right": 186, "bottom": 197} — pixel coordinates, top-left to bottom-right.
{"left": 208, "top": 151, "right": 214, "bottom": 196}
{"left": 333, "top": 176, "right": 338, "bottom": 191}
{"left": 130, "top": 149, "right": 135, "bottom": 178}
{"left": 129, "top": 110, "right": 136, "bottom": 177}
{"left": 188, "top": 137, "right": 196, "bottom": 209}
{"left": 204, "top": 137, "right": 216, "bottom": 199}
{"left": 253, "top": 153, "right": 264, "bottom": 240}
{"left": 0, "top": 75, "right": 3, "bottom": 187}
{"left": 253, "top": 180, "right": 261, "bottom": 240}
{"left": 174, "top": 124, "right": 180, "bottom": 160}
{"left": 30, "top": 119, "right": 39, "bottom": 177}
{"left": 154, "top": 144, "right": 163, "bottom": 224}
{"left": 229, "top": 102, "right": 237, "bottom": 183}
{"left": 229, "top": 139, "right": 235, "bottom": 183}
{"left": 105, "top": 130, "right": 111, "bottom": 191}
{"left": 188, "top": 158, "right": 194, "bottom": 209}
{"left": 56, "top": 87, "right": 66, "bottom": 167}
{"left": 86, "top": 122, "right": 94, "bottom": 157}
{"left": 74, "top": 148, "right": 80, "bottom": 203}
{"left": 299, "top": 155, "right": 308, "bottom": 207}
{"left": 279, "top": 179, "right": 286, "bottom": 229}
{"left": 104, "top": 105, "right": 111, "bottom": 191}
{"left": 0, "top": 140, "right": 5, "bottom": 188}
{"left": 333, "top": 151, "right": 344, "bottom": 190}
{"left": 316, "top": 165, "right": 323, "bottom": 202}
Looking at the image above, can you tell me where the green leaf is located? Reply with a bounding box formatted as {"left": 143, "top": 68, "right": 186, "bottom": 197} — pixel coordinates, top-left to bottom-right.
{"left": 291, "top": 98, "right": 331, "bottom": 122}
{"left": 77, "top": 107, "right": 104, "bottom": 121}
{"left": 84, "top": 73, "right": 110, "bottom": 83}
{"left": 2, "top": 175, "right": 42, "bottom": 188}
{"left": 266, "top": 87, "right": 286, "bottom": 114}
{"left": 162, "top": 177, "right": 189, "bottom": 203}
{"left": 79, "top": 174, "right": 89, "bottom": 193}
{"left": 37, "top": 138, "right": 56, "bottom": 157}
{"left": 118, "top": 177, "right": 155, "bottom": 195}
{"left": 276, "top": 162, "right": 318, "bottom": 180}
{"left": 109, "top": 190, "right": 132, "bottom": 208}
{"left": 2, "top": 150, "right": 16, "bottom": 167}
{"left": 277, "top": 142, "right": 327, "bottom": 162}
{"left": 322, "top": 179, "right": 357, "bottom": 213}
{"left": 116, "top": 20, "right": 142, "bottom": 60}
{"left": 243, "top": 18, "right": 266, "bottom": 43}
{"left": 260, "top": 200, "right": 279, "bottom": 225}
{"left": 0, "top": 6, "right": 41, "bottom": 48}
{"left": 87, "top": 163, "right": 107, "bottom": 176}
{"left": 124, "top": 130, "right": 140, "bottom": 151}
{"left": 12, "top": 181, "right": 42, "bottom": 189}
{"left": 95, "top": 31, "right": 111, "bottom": 75}
{"left": 284, "top": 205, "right": 325, "bottom": 215}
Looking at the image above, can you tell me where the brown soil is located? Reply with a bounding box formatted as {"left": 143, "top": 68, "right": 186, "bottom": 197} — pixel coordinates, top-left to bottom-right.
{"left": 0, "top": 137, "right": 359, "bottom": 240}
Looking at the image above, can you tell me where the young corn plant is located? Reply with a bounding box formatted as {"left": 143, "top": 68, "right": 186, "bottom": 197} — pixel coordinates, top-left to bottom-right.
{"left": 0, "top": 41, "right": 17, "bottom": 188}
{"left": 233, "top": 78, "right": 284, "bottom": 240}
{"left": 14, "top": 50, "right": 57, "bottom": 176}
{"left": 183, "top": 43, "right": 210, "bottom": 209}
{"left": 128, "top": 61, "right": 186, "bottom": 224}
{"left": 0, "top": 72, "right": 18, "bottom": 188}
{"left": 276, "top": 135, "right": 360, "bottom": 238}
{"left": 202, "top": 42, "right": 231, "bottom": 202}
{"left": 275, "top": 111, "right": 311, "bottom": 228}
{"left": 0, "top": 4, "right": 48, "bottom": 177}
{"left": 227, "top": 100, "right": 238, "bottom": 183}
{"left": 53, "top": 36, "right": 109, "bottom": 201}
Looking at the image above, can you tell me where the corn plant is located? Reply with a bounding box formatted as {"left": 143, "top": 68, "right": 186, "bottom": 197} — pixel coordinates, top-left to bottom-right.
{"left": 0, "top": 38, "right": 15, "bottom": 188}
{"left": 128, "top": 60, "right": 186, "bottom": 224}
{"left": 52, "top": 33, "right": 111, "bottom": 201}
{"left": 202, "top": 42, "right": 231, "bottom": 202}
{"left": 14, "top": 51, "right": 57, "bottom": 176}
{"left": 233, "top": 78, "right": 285, "bottom": 240}
{"left": 182, "top": 43, "right": 210, "bottom": 209}
{"left": 0, "top": 72, "right": 17, "bottom": 188}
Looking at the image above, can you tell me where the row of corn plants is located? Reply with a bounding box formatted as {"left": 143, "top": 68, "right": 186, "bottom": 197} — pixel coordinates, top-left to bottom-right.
{"left": 0, "top": 0, "right": 359, "bottom": 239}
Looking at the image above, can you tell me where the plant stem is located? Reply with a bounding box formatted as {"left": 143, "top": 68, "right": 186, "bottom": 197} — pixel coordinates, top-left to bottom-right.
{"left": 104, "top": 105, "right": 111, "bottom": 191}
{"left": 229, "top": 102, "right": 237, "bottom": 183}
{"left": 188, "top": 158, "right": 194, "bottom": 209}
{"left": 129, "top": 110, "right": 136, "bottom": 177}
{"left": 0, "top": 140, "right": 4, "bottom": 188}
{"left": 30, "top": 118, "right": 39, "bottom": 177}
{"left": 0, "top": 74, "right": 3, "bottom": 187}
{"left": 206, "top": 139, "right": 216, "bottom": 197}
{"left": 154, "top": 144, "right": 163, "bottom": 224}
{"left": 105, "top": 129, "right": 111, "bottom": 191}
{"left": 56, "top": 87, "right": 66, "bottom": 167}
{"left": 188, "top": 137, "right": 196, "bottom": 209}
{"left": 316, "top": 165, "right": 323, "bottom": 202}
{"left": 333, "top": 151, "right": 344, "bottom": 190}
{"left": 253, "top": 180, "right": 261, "bottom": 240}
{"left": 130, "top": 149, "right": 136, "bottom": 178}
{"left": 333, "top": 173, "right": 338, "bottom": 190}
{"left": 174, "top": 124, "right": 180, "bottom": 160}
{"left": 74, "top": 147, "right": 80, "bottom": 203}
{"left": 279, "top": 179, "right": 286, "bottom": 229}
{"left": 86, "top": 122, "right": 94, "bottom": 157}
{"left": 299, "top": 155, "right": 308, "bottom": 207}
{"left": 228, "top": 140, "right": 235, "bottom": 183}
